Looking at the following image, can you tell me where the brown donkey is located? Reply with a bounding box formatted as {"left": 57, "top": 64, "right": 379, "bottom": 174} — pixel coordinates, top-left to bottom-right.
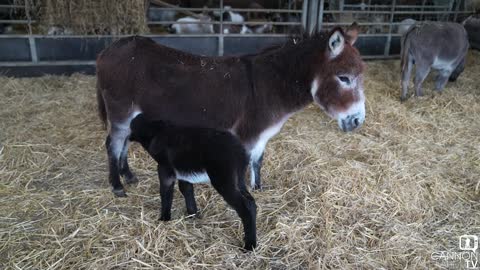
{"left": 97, "top": 23, "right": 366, "bottom": 197}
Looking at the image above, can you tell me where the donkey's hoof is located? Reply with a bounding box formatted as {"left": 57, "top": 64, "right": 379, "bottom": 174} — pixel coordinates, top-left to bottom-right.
{"left": 400, "top": 96, "right": 408, "bottom": 102}
{"left": 125, "top": 175, "right": 139, "bottom": 185}
{"left": 112, "top": 188, "right": 127, "bottom": 197}
{"left": 252, "top": 184, "right": 263, "bottom": 191}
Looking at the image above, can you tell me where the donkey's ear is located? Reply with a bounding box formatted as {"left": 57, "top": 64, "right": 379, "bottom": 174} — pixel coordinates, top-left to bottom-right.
{"left": 346, "top": 22, "right": 359, "bottom": 45}
{"left": 328, "top": 29, "right": 345, "bottom": 58}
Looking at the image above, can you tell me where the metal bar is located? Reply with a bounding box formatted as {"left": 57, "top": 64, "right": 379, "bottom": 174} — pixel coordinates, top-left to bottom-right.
{"left": 319, "top": 19, "right": 469, "bottom": 26}
{"left": 0, "top": 60, "right": 97, "bottom": 67}
{"left": 0, "top": 55, "right": 403, "bottom": 67}
{"left": 384, "top": 0, "right": 396, "bottom": 57}
{"left": 363, "top": 54, "right": 400, "bottom": 59}
{"left": 317, "top": 0, "right": 325, "bottom": 31}
{"left": 453, "top": 0, "right": 460, "bottom": 22}
{"left": 227, "top": 8, "right": 302, "bottom": 13}
{"left": 0, "top": 33, "right": 291, "bottom": 38}
{"left": 149, "top": 7, "right": 302, "bottom": 13}
{"left": 320, "top": 10, "right": 470, "bottom": 14}
{"left": 218, "top": 0, "right": 224, "bottom": 56}
{"left": 447, "top": 0, "right": 455, "bottom": 21}
{"left": 28, "top": 36, "right": 38, "bottom": 63}
{"left": 0, "top": 20, "right": 37, "bottom": 24}
{"left": 343, "top": 4, "right": 450, "bottom": 9}
{"left": 307, "top": 0, "right": 319, "bottom": 33}
{"left": 301, "top": 0, "right": 308, "bottom": 30}
{"left": 148, "top": 21, "right": 302, "bottom": 25}
{"left": 420, "top": 0, "right": 427, "bottom": 20}
{"left": 153, "top": 17, "right": 477, "bottom": 26}
{"left": 0, "top": 4, "right": 24, "bottom": 8}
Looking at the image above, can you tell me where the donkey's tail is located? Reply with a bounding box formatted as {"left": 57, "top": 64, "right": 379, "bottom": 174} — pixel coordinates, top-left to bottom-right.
{"left": 400, "top": 25, "right": 416, "bottom": 74}
{"left": 96, "top": 80, "right": 108, "bottom": 130}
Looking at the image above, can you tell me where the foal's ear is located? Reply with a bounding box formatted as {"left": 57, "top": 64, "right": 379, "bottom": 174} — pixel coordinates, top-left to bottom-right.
{"left": 328, "top": 28, "right": 345, "bottom": 58}
{"left": 346, "top": 22, "right": 359, "bottom": 45}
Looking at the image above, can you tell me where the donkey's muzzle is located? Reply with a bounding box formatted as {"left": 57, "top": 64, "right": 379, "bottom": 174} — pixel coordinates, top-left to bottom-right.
{"left": 340, "top": 114, "right": 363, "bottom": 132}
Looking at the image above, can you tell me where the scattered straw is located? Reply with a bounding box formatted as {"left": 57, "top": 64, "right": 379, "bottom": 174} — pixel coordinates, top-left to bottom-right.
{"left": 1, "top": 51, "right": 480, "bottom": 269}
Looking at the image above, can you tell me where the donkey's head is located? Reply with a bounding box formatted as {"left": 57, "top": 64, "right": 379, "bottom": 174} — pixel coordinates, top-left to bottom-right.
{"left": 311, "top": 23, "right": 366, "bottom": 132}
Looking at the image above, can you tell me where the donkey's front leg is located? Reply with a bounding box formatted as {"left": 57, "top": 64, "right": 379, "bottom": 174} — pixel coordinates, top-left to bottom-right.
{"left": 250, "top": 153, "right": 264, "bottom": 190}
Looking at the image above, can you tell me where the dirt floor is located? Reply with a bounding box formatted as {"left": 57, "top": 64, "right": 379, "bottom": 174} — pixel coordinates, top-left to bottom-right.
{"left": 1, "top": 51, "right": 480, "bottom": 269}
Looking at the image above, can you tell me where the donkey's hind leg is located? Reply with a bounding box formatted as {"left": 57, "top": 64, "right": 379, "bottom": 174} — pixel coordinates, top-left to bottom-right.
{"left": 249, "top": 153, "right": 264, "bottom": 190}
{"left": 106, "top": 124, "right": 131, "bottom": 197}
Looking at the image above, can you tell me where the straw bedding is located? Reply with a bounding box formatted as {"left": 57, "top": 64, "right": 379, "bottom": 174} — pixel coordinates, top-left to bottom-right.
{"left": 1, "top": 51, "right": 480, "bottom": 269}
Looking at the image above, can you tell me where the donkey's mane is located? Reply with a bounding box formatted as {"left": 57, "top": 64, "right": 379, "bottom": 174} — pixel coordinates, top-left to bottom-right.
{"left": 255, "top": 30, "right": 331, "bottom": 58}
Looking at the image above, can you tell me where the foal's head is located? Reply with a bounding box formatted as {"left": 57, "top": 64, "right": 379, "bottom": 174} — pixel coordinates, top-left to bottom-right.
{"left": 310, "top": 23, "right": 366, "bottom": 132}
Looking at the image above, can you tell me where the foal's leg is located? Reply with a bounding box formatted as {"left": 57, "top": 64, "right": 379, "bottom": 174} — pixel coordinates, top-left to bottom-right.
{"left": 434, "top": 69, "right": 451, "bottom": 92}
{"left": 249, "top": 153, "right": 264, "bottom": 190}
{"left": 449, "top": 57, "right": 466, "bottom": 82}
{"left": 210, "top": 170, "right": 257, "bottom": 251}
{"left": 414, "top": 62, "right": 431, "bottom": 97}
{"left": 157, "top": 164, "right": 176, "bottom": 221}
{"left": 178, "top": 180, "right": 198, "bottom": 216}
{"left": 401, "top": 56, "right": 413, "bottom": 102}
{"left": 106, "top": 124, "right": 131, "bottom": 197}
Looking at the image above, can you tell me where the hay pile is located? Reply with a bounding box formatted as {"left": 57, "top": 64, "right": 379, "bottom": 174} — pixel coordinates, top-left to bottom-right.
{"left": 1, "top": 51, "right": 480, "bottom": 269}
{"left": 14, "top": 0, "right": 148, "bottom": 34}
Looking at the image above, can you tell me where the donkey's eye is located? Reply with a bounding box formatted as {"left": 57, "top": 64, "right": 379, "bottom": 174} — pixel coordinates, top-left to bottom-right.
{"left": 338, "top": 76, "right": 351, "bottom": 84}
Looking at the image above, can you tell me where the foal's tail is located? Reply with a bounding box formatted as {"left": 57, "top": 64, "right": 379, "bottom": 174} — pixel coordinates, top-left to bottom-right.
{"left": 96, "top": 80, "right": 108, "bottom": 130}
{"left": 400, "top": 25, "right": 416, "bottom": 74}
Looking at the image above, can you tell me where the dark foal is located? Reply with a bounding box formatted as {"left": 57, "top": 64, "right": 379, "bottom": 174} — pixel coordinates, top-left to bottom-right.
{"left": 129, "top": 114, "right": 257, "bottom": 251}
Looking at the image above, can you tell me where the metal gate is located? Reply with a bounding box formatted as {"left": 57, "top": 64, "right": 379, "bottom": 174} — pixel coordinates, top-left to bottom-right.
{"left": 0, "top": 0, "right": 475, "bottom": 76}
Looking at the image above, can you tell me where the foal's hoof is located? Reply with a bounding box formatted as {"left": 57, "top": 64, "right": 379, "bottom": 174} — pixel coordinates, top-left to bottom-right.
{"left": 125, "top": 174, "right": 139, "bottom": 185}
{"left": 243, "top": 242, "right": 257, "bottom": 251}
{"left": 159, "top": 215, "right": 171, "bottom": 221}
{"left": 400, "top": 96, "right": 408, "bottom": 103}
{"left": 188, "top": 212, "right": 202, "bottom": 219}
{"left": 112, "top": 188, "right": 127, "bottom": 197}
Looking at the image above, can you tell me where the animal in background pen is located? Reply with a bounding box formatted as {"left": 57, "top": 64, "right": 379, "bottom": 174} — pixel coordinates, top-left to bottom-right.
{"left": 400, "top": 22, "right": 469, "bottom": 101}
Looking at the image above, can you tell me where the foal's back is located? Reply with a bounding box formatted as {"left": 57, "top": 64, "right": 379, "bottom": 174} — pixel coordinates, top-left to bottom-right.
{"left": 129, "top": 115, "right": 248, "bottom": 173}
{"left": 406, "top": 22, "right": 468, "bottom": 63}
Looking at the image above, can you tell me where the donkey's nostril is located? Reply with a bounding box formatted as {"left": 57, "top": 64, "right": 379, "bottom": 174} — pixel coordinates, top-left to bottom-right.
{"left": 353, "top": 117, "right": 360, "bottom": 128}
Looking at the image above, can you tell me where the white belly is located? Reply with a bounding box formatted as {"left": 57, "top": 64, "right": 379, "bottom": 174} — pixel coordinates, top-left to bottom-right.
{"left": 432, "top": 57, "right": 454, "bottom": 71}
{"left": 175, "top": 170, "right": 210, "bottom": 184}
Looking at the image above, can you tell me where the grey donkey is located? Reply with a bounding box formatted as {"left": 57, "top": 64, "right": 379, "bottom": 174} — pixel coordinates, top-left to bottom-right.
{"left": 400, "top": 21, "right": 469, "bottom": 101}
